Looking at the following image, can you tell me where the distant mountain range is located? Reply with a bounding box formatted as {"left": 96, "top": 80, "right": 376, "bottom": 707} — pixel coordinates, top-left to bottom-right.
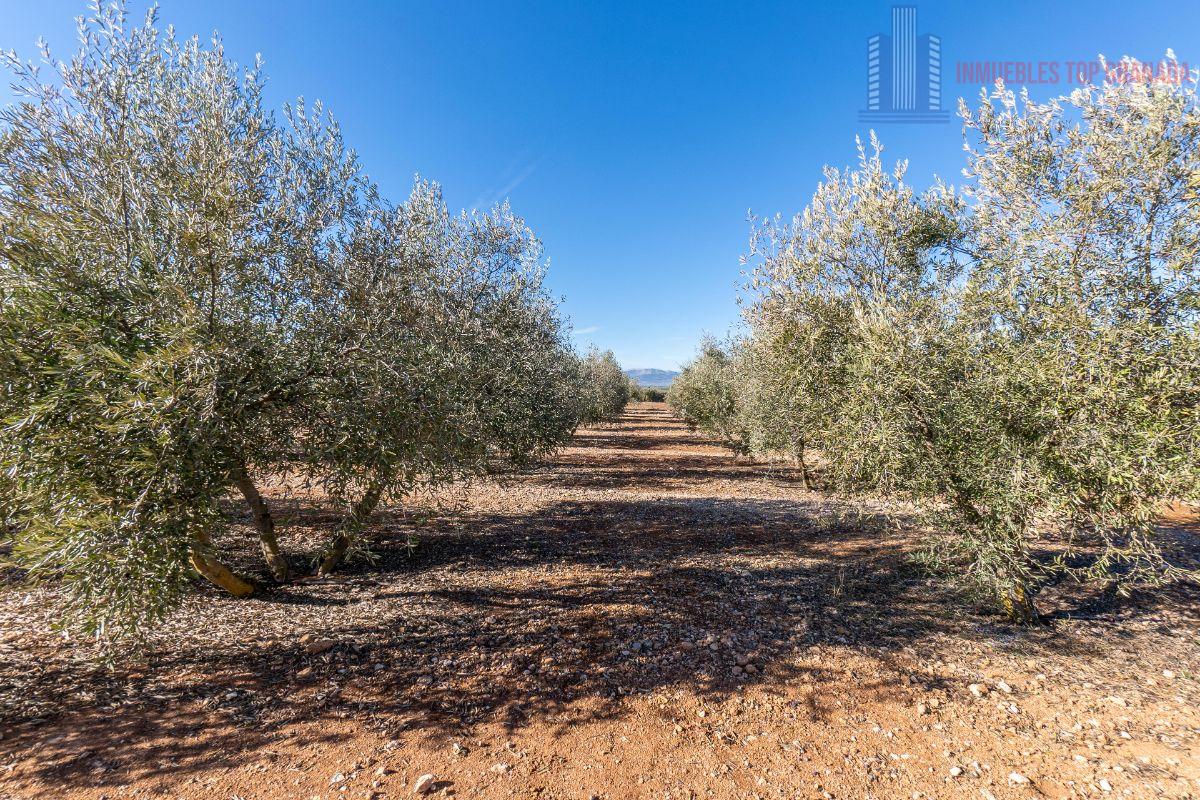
{"left": 625, "top": 368, "right": 679, "bottom": 388}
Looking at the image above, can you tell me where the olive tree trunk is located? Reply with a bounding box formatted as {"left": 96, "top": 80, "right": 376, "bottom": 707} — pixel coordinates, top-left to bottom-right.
{"left": 190, "top": 528, "right": 256, "bottom": 597}
{"left": 317, "top": 483, "right": 384, "bottom": 576}
{"left": 230, "top": 463, "right": 290, "bottom": 582}
{"left": 999, "top": 578, "right": 1039, "bottom": 624}
{"left": 793, "top": 438, "right": 811, "bottom": 490}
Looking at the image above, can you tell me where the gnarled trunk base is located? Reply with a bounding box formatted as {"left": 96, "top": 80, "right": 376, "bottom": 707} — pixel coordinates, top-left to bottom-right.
{"left": 999, "top": 579, "right": 1038, "bottom": 624}
{"left": 190, "top": 529, "right": 255, "bottom": 597}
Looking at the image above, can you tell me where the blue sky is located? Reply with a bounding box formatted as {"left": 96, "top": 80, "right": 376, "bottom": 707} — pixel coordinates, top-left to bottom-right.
{"left": 2, "top": 1, "right": 1196, "bottom": 369}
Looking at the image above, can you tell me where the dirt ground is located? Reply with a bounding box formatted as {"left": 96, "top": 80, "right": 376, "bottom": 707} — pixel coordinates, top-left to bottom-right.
{"left": 1, "top": 402, "right": 1198, "bottom": 800}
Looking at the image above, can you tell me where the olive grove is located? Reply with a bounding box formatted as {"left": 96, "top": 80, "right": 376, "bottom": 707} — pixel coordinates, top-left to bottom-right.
{"left": 680, "top": 64, "right": 1200, "bottom": 622}
{"left": 0, "top": 4, "right": 594, "bottom": 639}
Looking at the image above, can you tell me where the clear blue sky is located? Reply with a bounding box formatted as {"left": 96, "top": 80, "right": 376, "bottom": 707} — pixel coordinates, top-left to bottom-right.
{"left": 2, "top": 1, "right": 1196, "bottom": 368}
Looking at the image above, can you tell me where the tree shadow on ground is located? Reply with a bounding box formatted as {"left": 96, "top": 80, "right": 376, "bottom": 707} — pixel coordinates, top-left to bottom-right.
{"left": 0, "top": 496, "right": 949, "bottom": 789}
{"left": 531, "top": 460, "right": 806, "bottom": 492}
{"left": 569, "top": 431, "right": 717, "bottom": 451}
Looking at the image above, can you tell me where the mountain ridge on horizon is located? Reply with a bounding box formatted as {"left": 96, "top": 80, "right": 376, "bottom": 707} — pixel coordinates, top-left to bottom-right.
{"left": 624, "top": 367, "right": 679, "bottom": 388}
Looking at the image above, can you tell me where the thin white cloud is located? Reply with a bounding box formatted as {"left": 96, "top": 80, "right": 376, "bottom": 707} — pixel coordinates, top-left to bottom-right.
{"left": 472, "top": 156, "right": 544, "bottom": 210}
{"left": 573, "top": 325, "right": 600, "bottom": 336}
{"left": 492, "top": 159, "right": 541, "bottom": 198}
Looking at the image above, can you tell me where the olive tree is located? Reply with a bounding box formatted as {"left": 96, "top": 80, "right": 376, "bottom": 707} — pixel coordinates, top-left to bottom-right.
{"left": 741, "top": 67, "right": 1199, "bottom": 622}
{"left": 732, "top": 329, "right": 821, "bottom": 487}
{"left": 0, "top": 3, "right": 339, "bottom": 634}
{"left": 667, "top": 338, "right": 749, "bottom": 453}
{"left": 944, "top": 63, "right": 1200, "bottom": 617}
{"left": 305, "top": 184, "right": 581, "bottom": 575}
{"left": 578, "top": 348, "right": 632, "bottom": 423}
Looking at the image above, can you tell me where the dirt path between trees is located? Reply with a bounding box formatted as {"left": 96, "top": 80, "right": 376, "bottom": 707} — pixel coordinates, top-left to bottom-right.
{"left": 2, "top": 402, "right": 1198, "bottom": 800}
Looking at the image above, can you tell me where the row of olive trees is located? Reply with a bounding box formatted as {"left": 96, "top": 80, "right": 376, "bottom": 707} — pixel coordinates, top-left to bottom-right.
{"left": 578, "top": 347, "right": 634, "bottom": 423}
{"left": 666, "top": 338, "right": 748, "bottom": 452}
{"left": 675, "top": 64, "right": 1200, "bottom": 622}
{"left": 668, "top": 336, "right": 816, "bottom": 482}
{"left": 631, "top": 386, "right": 666, "bottom": 402}
{"left": 0, "top": 4, "right": 595, "bottom": 640}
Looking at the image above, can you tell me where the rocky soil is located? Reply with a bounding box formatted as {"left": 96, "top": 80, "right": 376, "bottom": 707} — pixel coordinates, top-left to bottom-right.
{"left": 1, "top": 403, "right": 1197, "bottom": 799}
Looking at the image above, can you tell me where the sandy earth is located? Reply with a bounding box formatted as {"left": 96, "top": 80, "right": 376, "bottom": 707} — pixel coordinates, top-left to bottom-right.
{"left": 1, "top": 402, "right": 1198, "bottom": 800}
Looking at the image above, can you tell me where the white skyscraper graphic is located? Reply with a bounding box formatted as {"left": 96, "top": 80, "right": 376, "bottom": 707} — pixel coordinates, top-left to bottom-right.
{"left": 860, "top": 6, "right": 948, "bottom": 123}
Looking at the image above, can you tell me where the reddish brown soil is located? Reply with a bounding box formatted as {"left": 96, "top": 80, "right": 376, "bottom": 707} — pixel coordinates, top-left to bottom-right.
{"left": 1, "top": 403, "right": 1198, "bottom": 800}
